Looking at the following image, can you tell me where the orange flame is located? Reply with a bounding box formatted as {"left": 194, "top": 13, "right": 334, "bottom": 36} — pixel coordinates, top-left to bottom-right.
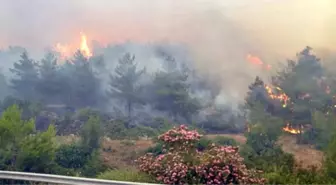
{"left": 282, "top": 123, "right": 303, "bottom": 134}
{"left": 246, "top": 54, "right": 272, "bottom": 70}
{"left": 265, "top": 84, "right": 290, "bottom": 108}
{"left": 54, "top": 32, "right": 92, "bottom": 60}
{"left": 80, "top": 32, "right": 92, "bottom": 58}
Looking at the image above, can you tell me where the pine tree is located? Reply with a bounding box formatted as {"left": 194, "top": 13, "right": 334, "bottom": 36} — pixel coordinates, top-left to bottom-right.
{"left": 67, "top": 51, "right": 102, "bottom": 108}
{"left": 153, "top": 63, "right": 200, "bottom": 123}
{"left": 36, "top": 52, "right": 66, "bottom": 104}
{"left": 9, "top": 51, "right": 39, "bottom": 100}
{"left": 107, "top": 53, "right": 145, "bottom": 123}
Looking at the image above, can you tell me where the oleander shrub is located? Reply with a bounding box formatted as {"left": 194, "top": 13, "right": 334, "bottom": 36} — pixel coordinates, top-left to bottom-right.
{"left": 137, "top": 125, "right": 265, "bottom": 184}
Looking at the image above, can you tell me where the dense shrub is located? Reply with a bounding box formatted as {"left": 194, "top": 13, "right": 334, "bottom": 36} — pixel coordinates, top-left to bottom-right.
{"left": 241, "top": 127, "right": 295, "bottom": 173}
{"left": 264, "top": 166, "right": 334, "bottom": 184}
{"left": 137, "top": 125, "right": 265, "bottom": 184}
{"left": 55, "top": 144, "right": 91, "bottom": 169}
{"left": 81, "top": 151, "right": 107, "bottom": 177}
{"left": 146, "top": 142, "right": 164, "bottom": 156}
{"left": 196, "top": 137, "right": 212, "bottom": 151}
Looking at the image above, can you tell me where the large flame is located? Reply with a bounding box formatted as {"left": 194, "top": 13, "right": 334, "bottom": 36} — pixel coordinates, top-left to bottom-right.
{"left": 80, "top": 32, "right": 92, "bottom": 58}
{"left": 54, "top": 32, "right": 92, "bottom": 60}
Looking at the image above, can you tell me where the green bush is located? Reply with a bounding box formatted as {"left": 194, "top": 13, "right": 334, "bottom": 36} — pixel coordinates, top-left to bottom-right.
{"left": 55, "top": 144, "right": 91, "bottom": 169}
{"left": 98, "top": 169, "right": 156, "bottom": 183}
{"left": 264, "top": 166, "right": 334, "bottom": 184}
{"left": 242, "top": 127, "right": 295, "bottom": 173}
{"left": 106, "top": 119, "right": 128, "bottom": 139}
{"left": 211, "top": 136, "right": 238, "bottom": 146}
{"left": 81, "top": 151, "right": 107, "bottom": 177}
{"left": 17, "top": 125, "right": 57, "bottom": 174}
{"left": 145, "top": 142, "right": 164, "bottom": 156}
{"left": 127, "top": 126, "right": 158, "bottom": 139}
{"left": 196, "top": 137, "right": 212, "bottom": 151}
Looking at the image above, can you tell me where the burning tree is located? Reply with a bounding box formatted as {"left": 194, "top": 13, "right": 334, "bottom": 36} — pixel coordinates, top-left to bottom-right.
{"left": 245, "top": 47, "right": 336, "bottom": 145}
{"left": 137, "top": 125, "right": 265, "bottom": 185}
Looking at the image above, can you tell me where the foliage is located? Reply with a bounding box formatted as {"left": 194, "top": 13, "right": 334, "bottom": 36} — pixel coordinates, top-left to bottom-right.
{"left": 196, "top": 137, "right": 213, "bottom": 151}
{"left": 1, "top": 96, "right": 43, "bottom": 120}
{"left": 301, "top": 111, "right": 336, "bottom": 150}
{"left": 264, "top": 166, "right": 334, "bottom": 184}
{"left": 16, "top": 125, "right": 57, "bottom": 173}
{"left": 80, "top": 115, "right": 102, "bottom": 152}
{"left": 0, "top": 105, "right": 35, "bottom": 170}
{"left": 211, "top": 136, "right": 238, "bottom": 147}
{"left": 152, "top": 67, "right": 201, "bottom": 122}
{"left": 105, "top": 119, "right": 129, "bottom": 139}
{"left": 146, "top": 142, "right": 165, "bottom": 156}
{"left": 137, "top": 125, "right": 265, "bottom": 184}
{"left": 108, "top": 53, "right": 145, "bottom": 123}
{"left": 55, "top": 144, "right": 91, "bottom": 169}
{"left": 65, "top": 51, "right": 103, "bottom": 108}
{"left": 324, "top": 127, "right": 336, "bottom": 180}
{"left": 81, "top": 150, "right": 107, "bottom": 177}
{"left": 241, "top": 123, "right": 295, "bottom": 173}
{"left": 148, "top": 136, "right": 238, "bottom": 158}
{"left": 36, "top": 52, "right": 67, "bottom": 104}
{"left": 9, "top": 51, "right": 39, "bottom": 100}
{"left": 98, "top": 169, "right": 156, "bottom": 183}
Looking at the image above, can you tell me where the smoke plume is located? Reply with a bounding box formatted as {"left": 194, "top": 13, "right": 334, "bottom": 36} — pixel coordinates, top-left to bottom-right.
{"left": 0, "top": 0, "right": 334, "bottom": 103}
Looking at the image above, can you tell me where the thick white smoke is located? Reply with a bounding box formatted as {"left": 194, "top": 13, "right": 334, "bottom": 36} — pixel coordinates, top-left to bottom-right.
{"left": 0, "top": 0, "right": 334, "bottom": 105}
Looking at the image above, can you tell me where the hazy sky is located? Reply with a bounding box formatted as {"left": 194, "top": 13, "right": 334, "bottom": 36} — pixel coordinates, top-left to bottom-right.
{"left": 0, "top": 0, "right": 334, "bottom": 51}
{"left": 0, "top": 0, "right": 334, "bottom": 100}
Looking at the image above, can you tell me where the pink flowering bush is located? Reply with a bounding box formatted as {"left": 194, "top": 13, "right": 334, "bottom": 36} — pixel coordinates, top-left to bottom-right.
{"left": 137, "top": 125, "right": 266, "bottom": 184}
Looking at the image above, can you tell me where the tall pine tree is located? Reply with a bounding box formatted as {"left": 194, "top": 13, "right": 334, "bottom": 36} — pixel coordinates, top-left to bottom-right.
{"left": 108, "top": 53, "right": 145, "bottom": 124}
{"left": 66, "top": 51, "right": 102, "bottom": 108}
{"left": 9, "top": 51, "right": 39, "bottom": 101}
{"left": 36, "top": 52, "right": 67, "bottom": 104}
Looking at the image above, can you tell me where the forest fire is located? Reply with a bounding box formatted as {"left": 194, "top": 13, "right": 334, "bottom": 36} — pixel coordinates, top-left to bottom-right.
{"left": 264, "top": 84, "right": 290, "bottom": 108}
{"left": 282, "top": 123, "right": 303, "bottom": 134}
{"left": 79, "top": 32, "right": 92, "bottom": 58}
{"left": 54, "top": 32, "right": 92, "bottom": 60}
{"left": 246, "top": 54, "right": 272, "bottom": 70}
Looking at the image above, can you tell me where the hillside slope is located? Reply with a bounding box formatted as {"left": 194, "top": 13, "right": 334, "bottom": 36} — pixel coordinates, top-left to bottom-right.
{"left": 57, "top": 133, "right": 324, "bottom": 170}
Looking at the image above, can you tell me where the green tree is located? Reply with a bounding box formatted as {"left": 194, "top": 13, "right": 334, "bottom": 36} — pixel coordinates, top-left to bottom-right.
{"left": 0, "top": 68, "right": 10, "bottom": 99}
{"left": 55, "top": 144, "right": 91, "bottom": 169}
{"left": 36, "top": 52, "right": 67, "bottom": 104}
{"left": 0, "top": 105, "right": 35, "bottom": 170}
{"left": 9, "top": 51, "right": 39, "bottom": 101}
{"left": 66, "top": 51, "right": 102, "bottom": 108}
{"left": 0, "top": 96, "right": 43, "bottom": 120}
{"left": 273, "top": 47, "right": 329, "bottom": 126}
{"left": 325, "top": 128, "right": 336, "bottom": 179}
{"left": 80, "top": 116, "right": 102, "bottom": 152}
{"left": 107, "top": 53, "right": 145, "bottom": 122}
{"left": 16, "top": 125, "right": 57, "bottom": 173}
{"left": 153, "top": 69, "right": 200, "bottom": 123}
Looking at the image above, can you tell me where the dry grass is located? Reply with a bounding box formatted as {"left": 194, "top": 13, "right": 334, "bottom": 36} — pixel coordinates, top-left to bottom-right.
{"left": 277, "top": 135, "right": 324, "bottom": 169}
{"left": 100, "top": 138, "right": 154, "bottom": 169}
{"left": 211, "top": 134, "right": 324, "bottom": 169}
{"left": 57, "top": 133, "right": 324, "bottom": 170}
{"left": 56, "top": 134, "right": 79, "bottom": 145}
